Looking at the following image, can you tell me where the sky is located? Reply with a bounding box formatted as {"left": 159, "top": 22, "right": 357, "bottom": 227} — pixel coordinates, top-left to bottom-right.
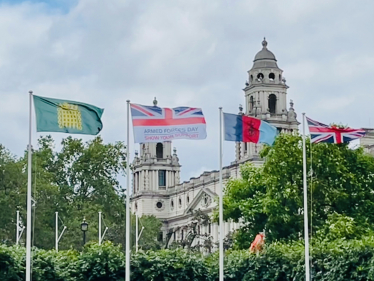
{"left": 0, "top": 0, "right": 373, "bottom": 182}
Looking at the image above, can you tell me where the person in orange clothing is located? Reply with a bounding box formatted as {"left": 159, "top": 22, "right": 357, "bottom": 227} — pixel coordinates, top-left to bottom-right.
{"left": 249, "top": 232, "right": 265, "bottom": 253}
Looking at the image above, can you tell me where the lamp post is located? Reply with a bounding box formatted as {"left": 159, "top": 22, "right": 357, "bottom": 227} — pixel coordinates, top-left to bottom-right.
{"left": 80, "top": 218, "right": 88, "bottom": 246}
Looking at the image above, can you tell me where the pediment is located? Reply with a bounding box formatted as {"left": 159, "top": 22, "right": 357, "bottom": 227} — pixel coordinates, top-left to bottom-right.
{"left": 184, "top": 188, "right": 217, "bottom": 215}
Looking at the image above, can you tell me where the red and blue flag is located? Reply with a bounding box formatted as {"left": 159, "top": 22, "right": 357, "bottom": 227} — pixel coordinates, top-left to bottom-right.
{"left": 130, "top": 103, "right": 207, "bottom": 143}
{"left": 223, "top": 113, "right": 277, "bottom": 145}
{"left": 306, "top": 117, "right": 365, "bottom": 143}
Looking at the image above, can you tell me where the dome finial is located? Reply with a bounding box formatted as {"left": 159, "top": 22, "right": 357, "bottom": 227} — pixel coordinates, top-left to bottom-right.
{"left": 262, "top": 37, "right": 267, "bottom": 48}
{"left": 153, "top": 97, "right": 158, "bottom": 106}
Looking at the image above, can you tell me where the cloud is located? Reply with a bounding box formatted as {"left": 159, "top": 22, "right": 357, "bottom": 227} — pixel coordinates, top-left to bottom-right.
{"left": 0, "top": 0, "right": 373, "bottom": 181}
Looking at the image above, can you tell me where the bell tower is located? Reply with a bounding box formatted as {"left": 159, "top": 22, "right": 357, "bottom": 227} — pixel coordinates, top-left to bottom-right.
{"left": 236, "top": 38, "right": 299, "bottom": 161}
{"left": 131, "top": 98, "right": 181, "bottom": 218}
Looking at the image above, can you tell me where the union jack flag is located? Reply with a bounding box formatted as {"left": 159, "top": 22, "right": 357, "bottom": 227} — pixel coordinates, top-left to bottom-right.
{"left": 306, "top": 117, "right": 366, "bottom": 144}
{"left": 130, "top": 103, "right": 207, "bottom": 143}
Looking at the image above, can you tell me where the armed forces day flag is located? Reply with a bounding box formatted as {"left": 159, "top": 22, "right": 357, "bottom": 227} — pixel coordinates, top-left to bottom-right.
{"left": 223, "top": 113, "right": 277, "bottom": 145}
{"left": 130, "top": 103, "right": 207, "bottom": 143}
{"left": 33, "top": 95, "right": 104, "bottom": 135}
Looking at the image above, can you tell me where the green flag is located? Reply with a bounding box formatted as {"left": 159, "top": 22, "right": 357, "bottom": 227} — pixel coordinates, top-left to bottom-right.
{"left": 33, "top": 95, "right": 104, "bottom": 135}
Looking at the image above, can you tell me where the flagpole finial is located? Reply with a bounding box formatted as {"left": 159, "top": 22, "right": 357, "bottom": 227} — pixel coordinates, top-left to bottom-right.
{"left": 153, "top": 97, "right": 158, "bottom": 106}
{"left": 29, "top": 90, "right": 33, "bottom": 94}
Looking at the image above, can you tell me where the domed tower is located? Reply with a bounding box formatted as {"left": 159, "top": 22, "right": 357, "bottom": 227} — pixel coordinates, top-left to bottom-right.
{"left": 236, "top": 38, "right": 299, "bottom": 161}
{"left": 131, "top": 98, "right": 181, "bottom": 218}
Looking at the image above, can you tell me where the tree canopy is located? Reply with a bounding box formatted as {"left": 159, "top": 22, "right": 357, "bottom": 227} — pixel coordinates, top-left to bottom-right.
{"left": 222, "top": 134, "right": 374, "bottom": 248}
{"left": 0, "top": 136, "right": 161, "bottom": 251}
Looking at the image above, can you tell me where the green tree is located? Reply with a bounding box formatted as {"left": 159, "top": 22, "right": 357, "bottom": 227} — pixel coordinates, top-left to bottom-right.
{"left": 221, "top": 134, "right": 374, "bottom": 248}
{"left": 32, "top": 135, "right": 127, "bottom": 250}
{"left": 0, "top": 145, "right": 26, "bottom": 245}
{"left": 134, "top": 215, "right": 163, "bottom": 251}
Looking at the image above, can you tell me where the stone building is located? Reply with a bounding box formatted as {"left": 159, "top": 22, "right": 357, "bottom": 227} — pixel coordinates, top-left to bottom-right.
{"left": 130, "top": 38, "right": 300, "bottom": 249}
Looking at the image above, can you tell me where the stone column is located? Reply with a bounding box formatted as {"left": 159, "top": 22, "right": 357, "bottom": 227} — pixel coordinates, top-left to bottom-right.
{"left": 139, "top": 171, "right": 143, "bottom": 190}
{"left": 240, "top": 142, "right": 245, "bottom": 159}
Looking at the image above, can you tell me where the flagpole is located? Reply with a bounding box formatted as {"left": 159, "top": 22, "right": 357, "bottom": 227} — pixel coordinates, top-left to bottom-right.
{"left": 16, "top": 211, "right": 20, "bottom": 245}
{"left": 99, "top": 211, "right": 102, "bottom": 245}
{"left": 55, "top": 212, "right": 58, "bottom": 251}
{"left": 302, "top": 113, "right": 310, "bottom": 281}
{"left": 219, "top": 107, "right": 224, "bottom": 281}
{"left": 135, "top": 212, "right": 138, "bottom": 252}
{"left": 26, "top": 90, "right": 33, "bottom": 281}
{"left": 126, "top": 100, "right": 131, "bottom": 281}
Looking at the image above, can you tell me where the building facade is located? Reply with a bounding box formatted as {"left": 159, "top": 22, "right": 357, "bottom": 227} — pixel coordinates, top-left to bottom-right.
{"left": 130, "top": 39, "right": 301, "bottom": 249}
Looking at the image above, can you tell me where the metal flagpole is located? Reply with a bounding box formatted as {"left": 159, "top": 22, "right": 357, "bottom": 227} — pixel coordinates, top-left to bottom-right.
{"left": 219, "top": 107, "right": 224, "bottom": 281}
{"left": 99, "top": 212, "right": 102, "bottom": 245}
{"left": 302, "top": 113, "right": 310, "bottom": 281}
{"left": 126, "top": 100, "right": 131, "bottom": 281}
{"left": 55, "top": 212, "right": 58, "bottom": 251}
{"left": 26, "top": 90, "right": 33, "bottom": 281}
{"left": 55, "top": 212, "right": 66, "bottom": 252}
{"left": 16, "top": 211, "right": 20, "bottom": 245}
{"left": 136, "top": 212, "right": 138, "bottom": 252}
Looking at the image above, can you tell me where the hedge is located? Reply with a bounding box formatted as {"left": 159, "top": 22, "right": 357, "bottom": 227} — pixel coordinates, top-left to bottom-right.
{"left": 1, "top": 237, "right": 374, "bottom": 281}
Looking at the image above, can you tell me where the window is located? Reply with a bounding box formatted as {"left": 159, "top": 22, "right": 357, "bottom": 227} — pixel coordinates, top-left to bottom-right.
{"left": 187, "top": 196, "right": 190, "bottom": 204}
{"left": 156, "top": 201, "right": 163, "bottom": 209}
{"left": 208, "top": 223, "right": 211, "bottom": 234}
{"left": 179, "top": 198, "right": 182, "bottom": 206}
{"left": 159, "top": 170, "right": 166, "bottom": 187}
{"left": 181, "top": 229, "right": 184, "bottom": 240}
{"left": 268, "top": 94, "right": 277, "bottom": 114}
{"left": 156, "top": 143, "right": 163, "bottom": 159}
{"left": 269, "top": 73, "right": 275, "bottom": 81}
{"left": 173, "top": 231, "right": 176, "bottom": 241}
{"left": 257, "top": 73, "right": 264, "bottom": 81}
{"left": 249, "top": 96, "right": 254, "bottom": 111}
{"left": 198, "top": 225, "right": 201, "bottom": 234}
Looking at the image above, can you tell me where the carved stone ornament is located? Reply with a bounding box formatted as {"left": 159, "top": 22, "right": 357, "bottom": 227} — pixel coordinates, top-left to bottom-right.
{"left": 200, "top": 193, "right": 212, "bottom": 208}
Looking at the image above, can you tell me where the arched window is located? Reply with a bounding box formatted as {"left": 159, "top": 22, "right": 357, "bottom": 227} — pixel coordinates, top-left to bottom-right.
{"left": 268, "top": 94, "right": 277, "bottom": 114}
{"left": 269, "top": 73, "right": 275, "bottom": 81}
{"left": 156, "top": 143, "right": 163, "bottom": 159}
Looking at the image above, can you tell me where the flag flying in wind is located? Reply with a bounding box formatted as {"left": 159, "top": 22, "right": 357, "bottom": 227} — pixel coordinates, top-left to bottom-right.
{"left": 33, "top": 95, "right": 104, "bottom": 135}
{"left": 130, "top": 103, "right": 207, "bottom": 143}
{"left": 223, "top": 113, "right": 277, "bottom": 145}
{"left": 306, "top": 117, "right": 365, "bottom": 143}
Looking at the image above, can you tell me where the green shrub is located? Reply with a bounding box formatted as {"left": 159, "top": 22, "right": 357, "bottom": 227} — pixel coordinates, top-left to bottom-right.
{"left": 0, "top": 245, "right": 24, "bottom": 281}
{"left": 76, "top": 241, "right": 126, "bottom": 281}
{"left": 2, "top": 238, "right": 374, "bottom": 281}
{"left": 132, "top": 249, "right": 209, "bottom": 281}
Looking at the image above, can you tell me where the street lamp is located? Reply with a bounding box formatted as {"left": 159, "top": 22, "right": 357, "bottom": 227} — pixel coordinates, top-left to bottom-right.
{"left": 80, "top": 218, "right": 88, "bottom": 245}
